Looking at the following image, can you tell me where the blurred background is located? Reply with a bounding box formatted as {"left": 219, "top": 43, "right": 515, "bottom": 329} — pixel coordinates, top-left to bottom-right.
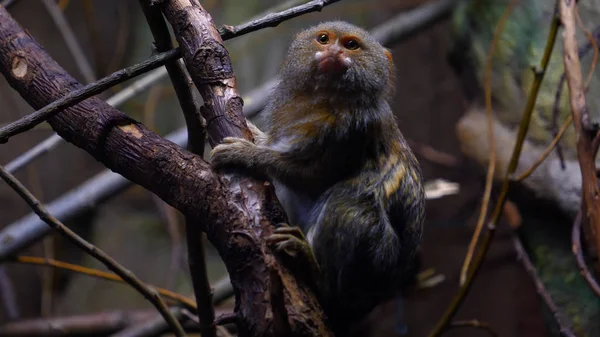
{"left": 0, "top": 0, "right": 599, "bottom": 336}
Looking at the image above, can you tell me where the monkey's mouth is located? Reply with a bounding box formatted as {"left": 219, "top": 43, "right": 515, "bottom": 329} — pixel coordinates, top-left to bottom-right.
{"left": 315, "top": 53, "right": 349, "bottom": 74}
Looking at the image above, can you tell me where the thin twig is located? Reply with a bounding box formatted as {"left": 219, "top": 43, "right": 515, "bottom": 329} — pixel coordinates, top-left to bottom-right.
{"left": 515, "top": 115, "right": 573, "bottom": 182}
{"left": 0, "top": 165, "right": 186, "bottom": 336}
{"left": 460, "top": 0, "right": 518, "bottom": 286}
{"left": 428, "top": 4, "right": 560, "bottom": 336}
{"left": 572, "top": 212, "right": 600, "bottom": 297}
{"left": 446, "top": 320, "right": 499, "bottom": 337}
{"left": 513, "top": 236, "right": 577, "bottom": 336}
{"left": 8, "top": 255, "right": 197, "bottom": 311}
{"left": 41, "top": 0, "right": 96, "bottom": 83}
{"left": 139, "top": 2, "right": 214, "bottom": 337}
{"left": 0, "top": 48, "right": 180, "bottom": 143}
{"left": 560, "top": 0, "right": 600, "bottom": 273}
{"left": 218, "top": 0, "right": 342, "bottom": 40}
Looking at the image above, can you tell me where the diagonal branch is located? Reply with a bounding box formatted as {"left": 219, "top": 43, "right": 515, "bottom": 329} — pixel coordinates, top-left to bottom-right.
{"left": 0, "top": 165, "right": 186, "bottom": 336}
{"left": 0, "top": 48, "right": 180, "bottom": 143}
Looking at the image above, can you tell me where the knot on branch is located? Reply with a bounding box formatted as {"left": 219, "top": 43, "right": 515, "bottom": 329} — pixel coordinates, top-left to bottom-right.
{"left": 190, "top": 40, "right": 234, "bottom": 82}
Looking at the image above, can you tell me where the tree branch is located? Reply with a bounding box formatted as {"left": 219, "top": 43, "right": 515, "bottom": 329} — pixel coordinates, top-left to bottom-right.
{"left": 0, "top": 48, "right": 180, "bottom": 143}
{"left": 0, "top": 4, "right": 329, "bottom": 336}
{"left": 218, "top": 0, "right": 341, "bottom": 40}
{"left": 560, "top": 0, "right": 600, "bottom": 273}
{"left": 138, "top": 2, "right": 214, "bottom": 336}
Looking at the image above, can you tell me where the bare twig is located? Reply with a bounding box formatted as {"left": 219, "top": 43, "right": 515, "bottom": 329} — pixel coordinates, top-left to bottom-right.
{"left": 513, "top": 236, "right": 576, "bottom": 336}
{"left": 0, "top": 48, "right": 180, "bottom": 143}
{"left": 516, "top": 115, "right": 573, "bottom": 182}
{"left": 139, "top": 2, "right": 214, "bottom": 336}
{"left": 0, "top": 165, "right": 186, "bottom": 336}
{"left": 446, "top": 320, "right": 499, "bottom": 337}
{"left": 460, "top": 0, "right": 518, "bottom": 286}
{"left": 572, "top": 212, "right": 600, "bottom": 297}
{"left": 428, "top": 4, "right": 560, "bottom": 336}
{"left": 41, "top": 0, "right": 96, "bottom": 83}
{"left": 560, "top": 0, "right": 600, "bottom": 272}
{"left": 8, "top": 255, "right": 197, "bottom": 311}
{"left": 218, "top": 0, "right": 342, "bottom": 40}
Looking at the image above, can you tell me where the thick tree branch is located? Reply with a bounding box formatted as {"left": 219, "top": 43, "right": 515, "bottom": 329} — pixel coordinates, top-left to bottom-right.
{"left": 139, "top": 2, "right": 215, "bottom": 336}
{"left": 155, "top": 1, "right": 329, "bottom": 336}
{"left": 0, "top": 48, "right": 180, "bottom": 143}
{"left": 0, "top": 4, "right": 328, "bottom": 337}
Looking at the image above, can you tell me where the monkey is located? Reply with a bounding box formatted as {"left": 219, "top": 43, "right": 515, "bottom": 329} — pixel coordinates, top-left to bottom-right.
{"left": 210, "top": 21, "right": 425, "bottom": 336}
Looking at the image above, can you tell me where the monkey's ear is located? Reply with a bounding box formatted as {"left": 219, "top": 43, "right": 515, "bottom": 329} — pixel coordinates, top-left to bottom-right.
{"left": 384, "top": 48, "right": 394, "bottom": 71}
{"left": 384, "top": 48, "right": 393, "bottom": 63}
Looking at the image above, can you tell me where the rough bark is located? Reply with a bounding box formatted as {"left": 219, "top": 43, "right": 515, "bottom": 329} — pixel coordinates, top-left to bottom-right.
{"left": 0, "top": 5, "right": 329, "bottom": 337}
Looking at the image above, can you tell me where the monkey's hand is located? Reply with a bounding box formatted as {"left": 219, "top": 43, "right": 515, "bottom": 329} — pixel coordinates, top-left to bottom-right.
{"left": 210, "top": 137, "right": 261, "bottom": 171}
{"left": 266, "top": 223, "right": 321, "bottom": 291}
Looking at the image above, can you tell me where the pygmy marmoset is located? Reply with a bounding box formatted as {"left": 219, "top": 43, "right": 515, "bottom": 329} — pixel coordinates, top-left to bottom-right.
{"left": 210, "top": 21, "right": 425, "bottom": 335}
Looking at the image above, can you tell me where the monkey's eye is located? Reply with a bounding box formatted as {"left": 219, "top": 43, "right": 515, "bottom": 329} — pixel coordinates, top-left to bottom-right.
{"left": 317, "top": 33, "right": 329, "bottom": 44}
{"left": 343, "top": 38, "right": 360, "bottom": 50}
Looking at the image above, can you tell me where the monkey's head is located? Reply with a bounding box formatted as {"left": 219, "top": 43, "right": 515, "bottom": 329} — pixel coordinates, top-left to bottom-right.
{"left": 280, "top": 21, "right": 395, "bottom": 102}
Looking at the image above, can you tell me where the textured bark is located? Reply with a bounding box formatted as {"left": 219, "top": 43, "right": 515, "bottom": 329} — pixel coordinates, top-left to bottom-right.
{"left": 0, "top": 4, "right": 329, "bottom": 337}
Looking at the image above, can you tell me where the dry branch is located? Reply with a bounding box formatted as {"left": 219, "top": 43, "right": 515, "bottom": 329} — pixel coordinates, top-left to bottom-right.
{"left": 0, "top": 4, "right": 328, "bottom": 337}
{"left": 513, "top": 236, "right": 576, "bottom": 336}
{"left": 8, "top": 255, "right": 196, "bottom": 311}
{"left": 560, "top": 0, "right": 600, "bottom": 273}
{"left": 428, "top": 3, "right": 561, "bottom": 335}
{"left": 572, "top": 212, "right": 600, "bottom": 297}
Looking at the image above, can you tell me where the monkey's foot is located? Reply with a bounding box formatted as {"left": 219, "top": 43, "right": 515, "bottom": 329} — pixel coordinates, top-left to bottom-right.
{"left": 266, "top": 224, "right": 321, "bottom": 285}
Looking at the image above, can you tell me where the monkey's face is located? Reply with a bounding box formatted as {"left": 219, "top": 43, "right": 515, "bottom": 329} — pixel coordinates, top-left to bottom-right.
{"left": 282, "top": 21, "right": 394, "bottom": 100}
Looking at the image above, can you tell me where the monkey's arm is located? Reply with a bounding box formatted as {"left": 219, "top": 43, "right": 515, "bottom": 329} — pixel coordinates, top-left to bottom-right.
{"left": 210, "top": 136, "right": 330, "bottom": 189}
